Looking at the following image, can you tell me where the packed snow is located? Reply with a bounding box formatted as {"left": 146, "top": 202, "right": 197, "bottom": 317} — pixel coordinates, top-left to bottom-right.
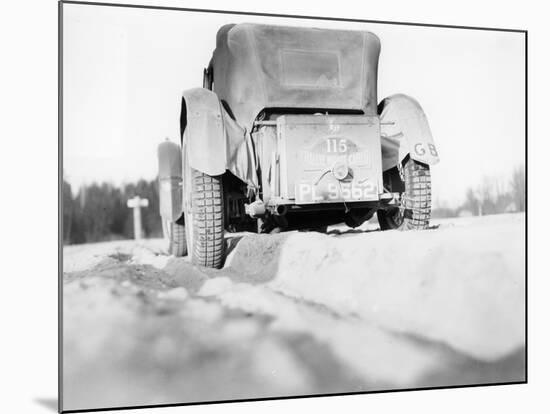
{"left": 62, "top": 213, "right": 525, "bottom": 411}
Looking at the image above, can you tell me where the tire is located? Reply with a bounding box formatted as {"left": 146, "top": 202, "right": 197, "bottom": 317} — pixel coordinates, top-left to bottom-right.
{"left": 378, "top": 158, "right": 431, "bottom": 230}
{"left": 183, "top": 166, "right": 225, "bottom": 269}
{"left": 162, "top": 219, "right": 187, "bottom": 256}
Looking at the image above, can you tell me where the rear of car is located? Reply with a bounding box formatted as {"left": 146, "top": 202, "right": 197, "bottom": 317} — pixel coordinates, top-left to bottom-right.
{"left": 158, "top": 23, "right": 438, "bottom": 268}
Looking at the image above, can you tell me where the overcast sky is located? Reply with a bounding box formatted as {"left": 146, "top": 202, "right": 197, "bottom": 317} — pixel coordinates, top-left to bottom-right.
{"left": 63, "top": 3, "right": 525, "bottom": 207}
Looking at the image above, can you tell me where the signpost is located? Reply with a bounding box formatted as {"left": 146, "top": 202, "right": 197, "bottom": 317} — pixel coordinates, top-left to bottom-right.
{"left": 127, "top": 196, "right": 149, "bottom": 240}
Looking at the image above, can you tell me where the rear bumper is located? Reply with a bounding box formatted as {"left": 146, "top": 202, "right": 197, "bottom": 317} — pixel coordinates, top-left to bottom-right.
{"left": 265, "top": 192, "right": 400, "bottom": 213}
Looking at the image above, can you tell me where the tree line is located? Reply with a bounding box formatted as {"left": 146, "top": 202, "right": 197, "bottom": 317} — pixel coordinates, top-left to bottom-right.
{"left": 63, "top": 178, "right": 162, "bottom": 245}
{"left": 63, "top": 164, "right": 525, "bottom": 244}
{"left": 432, "top": 164, "right": 526, "bottom": 218}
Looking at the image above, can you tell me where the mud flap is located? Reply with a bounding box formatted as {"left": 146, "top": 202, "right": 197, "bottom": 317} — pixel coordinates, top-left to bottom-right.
{"left": 379, "top": 94, "right": 440, "bottom": 171}
{"left": 158, "top": 140, "right": 183, "bottom": 222}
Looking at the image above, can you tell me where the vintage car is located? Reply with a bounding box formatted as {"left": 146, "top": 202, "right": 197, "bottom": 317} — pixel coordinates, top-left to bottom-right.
{"left": 158, "top": 23, "right": 440, "bottom": 268}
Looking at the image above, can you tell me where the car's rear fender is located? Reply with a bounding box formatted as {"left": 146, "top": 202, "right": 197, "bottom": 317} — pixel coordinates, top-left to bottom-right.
{"left": 181, "top": 88, "right": 227, "bottom": 176}
{"left": 379, "top": 94, "right": 440, "bottom": 171}
{"left": 181, "top": 87, "right": 259, "bottom": 188}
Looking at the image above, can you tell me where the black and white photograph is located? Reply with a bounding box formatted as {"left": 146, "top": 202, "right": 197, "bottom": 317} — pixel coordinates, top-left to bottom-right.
{"left": 59, "top": 1, "right": 526, "bottom": 412}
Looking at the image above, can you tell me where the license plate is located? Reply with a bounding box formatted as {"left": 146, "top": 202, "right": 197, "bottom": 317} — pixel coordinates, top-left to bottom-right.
{"left": 295, "top": 177, "right": 378, "bottom": 203}
{"left": 277, "top": 114, "right": 383, "bottom": 203}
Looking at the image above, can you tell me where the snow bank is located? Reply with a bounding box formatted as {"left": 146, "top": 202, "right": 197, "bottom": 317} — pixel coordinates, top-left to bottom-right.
{"left": 227, "top": 213, "right": 525, "bottom": 361}
{"left": 62, "top": 214, "right": 525, "bottom": 404}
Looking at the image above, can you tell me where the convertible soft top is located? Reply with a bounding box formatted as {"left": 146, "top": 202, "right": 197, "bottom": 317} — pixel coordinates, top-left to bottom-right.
{"left": 211, "top": 23, "right": 381, "bottom": 130}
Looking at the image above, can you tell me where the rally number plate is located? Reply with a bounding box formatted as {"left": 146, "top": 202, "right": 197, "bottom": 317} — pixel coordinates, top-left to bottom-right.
{"left": 277, "top": 115, "right": 383, "bottom": 204}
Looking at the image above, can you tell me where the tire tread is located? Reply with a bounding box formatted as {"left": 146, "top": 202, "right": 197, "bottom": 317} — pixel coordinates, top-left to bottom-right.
{"left": 168, "top": 222, "right": 187, "bottom": 256}
{"left": 189, "top": 170, "right": 225, "bottom": 268}
{"left": 378, "top": 159, "right": 432, "bottom": 231}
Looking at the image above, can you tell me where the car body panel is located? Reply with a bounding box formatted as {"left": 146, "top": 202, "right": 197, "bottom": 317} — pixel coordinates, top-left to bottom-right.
{"left": 379, "top": 94, "right": 440, "bottom": 170}
{"left": 182, "top": 87, "right": 259, "bottom": 188}
{"left": 211, "top": 23, "right": 381, "bottom": 131}
{"left": 182, "top": 88, "right": 226, "bottom": 176}
{"left": 157, "top": 140, "right": 183, "bottom": 222}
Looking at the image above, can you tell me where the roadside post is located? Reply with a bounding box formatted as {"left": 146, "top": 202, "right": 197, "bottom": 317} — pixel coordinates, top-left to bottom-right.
{"left": 127, "top": 196, "right": 149, "bottom": 240}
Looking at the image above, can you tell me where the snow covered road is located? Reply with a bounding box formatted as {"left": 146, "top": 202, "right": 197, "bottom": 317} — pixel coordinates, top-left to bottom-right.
{"left": 62, "top": 213, "right": 525, "bottom": 411}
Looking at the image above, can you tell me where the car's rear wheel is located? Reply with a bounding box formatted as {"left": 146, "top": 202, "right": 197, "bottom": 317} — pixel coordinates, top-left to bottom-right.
{"left": 162, "top": 219, "right": 187, "bottom": 256}
{"left": 378, "top": 158, "right": 431, "bottom": 230}
{"left": 183, "top": 150, "right": 225, "bottom": 268}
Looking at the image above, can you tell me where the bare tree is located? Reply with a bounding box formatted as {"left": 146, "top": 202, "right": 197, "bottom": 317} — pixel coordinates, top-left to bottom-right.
{"left": 62, "top": 171, "right": 74, "bottom": 244}
{"left": 510, "top": 164, "right": 526, "bottom": 212}
{"left": 463, "top": 188, "right": 481, "bottom": 216}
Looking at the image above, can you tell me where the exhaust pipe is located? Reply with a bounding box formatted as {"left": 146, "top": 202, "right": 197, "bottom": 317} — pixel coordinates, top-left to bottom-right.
{"left": 275, "top": 204, "right": 288, "bottom": 216}
{"left": 271, "top": 204, "right": 288, "bottom": 216}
